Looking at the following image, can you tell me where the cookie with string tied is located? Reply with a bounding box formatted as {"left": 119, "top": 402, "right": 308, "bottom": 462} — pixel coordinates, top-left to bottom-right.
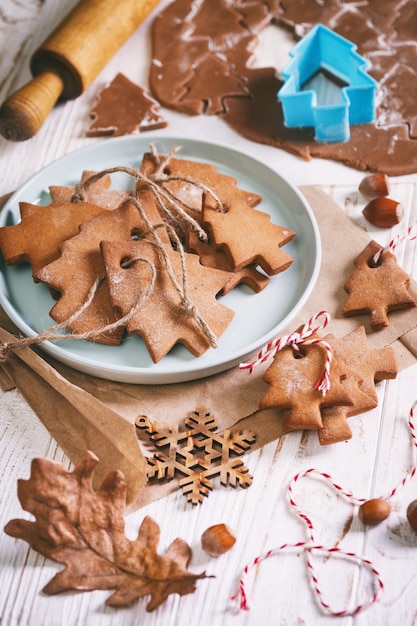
{"left": 101, "top": 237, "right": 235, "bottom": 362}
{"left": 49, "top": 169, "right": 132, "bottom": 209}
{"left": 33, "top": 193, "right": 167, "bottom": 345}
{"left": 259, "top": 334, "right": 354, "bottom": 433}
{"left": 240, "top": 311, "right": 398, "bottom": 442}
{"left": 342, "top": 239, "right": 417, "bottom": 330}
{"left": 319, "top": 326, "right": 398, "bottom": 445}
{"left": 240, "top": 312, "right": 353, "bottom": 432}
{"left": 139, "top": 150, "right": 294, "bottom": 278}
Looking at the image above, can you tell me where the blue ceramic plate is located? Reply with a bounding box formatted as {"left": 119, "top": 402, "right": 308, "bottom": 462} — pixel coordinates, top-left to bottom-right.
{"left": 0, "top": 136, "right": 321, "bottom": 383}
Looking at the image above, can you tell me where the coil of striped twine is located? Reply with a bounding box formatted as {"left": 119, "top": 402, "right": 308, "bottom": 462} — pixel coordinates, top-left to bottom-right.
{"left": 230, "top": 400, "right": 417, "bottom": 616}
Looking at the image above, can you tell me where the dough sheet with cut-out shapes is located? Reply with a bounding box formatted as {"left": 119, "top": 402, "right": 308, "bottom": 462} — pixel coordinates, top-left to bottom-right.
{"left": 149, "top": 0, "right": 417, "bottom": 175}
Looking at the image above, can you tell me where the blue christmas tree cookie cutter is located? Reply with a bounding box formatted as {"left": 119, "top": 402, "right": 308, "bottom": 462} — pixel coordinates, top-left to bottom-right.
{"left": 277, "top": 24, "right": 378, "bottom": 143}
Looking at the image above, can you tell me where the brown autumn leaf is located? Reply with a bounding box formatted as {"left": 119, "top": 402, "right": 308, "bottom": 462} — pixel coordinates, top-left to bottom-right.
{"left": 4, "top": 451, "right": 208, "bottom": 610}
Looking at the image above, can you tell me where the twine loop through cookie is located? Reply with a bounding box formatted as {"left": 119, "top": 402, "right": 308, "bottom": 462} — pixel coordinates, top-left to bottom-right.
{"left": 230, "top": 399, "right": 417, "bottom": 616}
{"left": 239, "top": 310, "right": 332, "bottom": 394}
{"left": 72, "top": 145, "right": 224, "bottom": 350}
{"left": 1, "top": 145, "right": 226, "bottom": 361}
{"left": 0, "top": 260, "right": 157, "bottom": 361}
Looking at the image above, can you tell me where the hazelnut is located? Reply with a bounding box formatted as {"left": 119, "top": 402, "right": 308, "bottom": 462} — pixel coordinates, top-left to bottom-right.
{"left": 358, "top": 499, "right": 391, "bottom": 526}
{"left": 201, "top": 523, "right": 236, "bottom": 557}
{"left": 359, "top": 173, "right": 390, "bottom": 200}
{"left": 362, "top": 197, "right": 403, "bottom": 228}
{"left": 406, "top": 499, "right": 417, "bottom": 532}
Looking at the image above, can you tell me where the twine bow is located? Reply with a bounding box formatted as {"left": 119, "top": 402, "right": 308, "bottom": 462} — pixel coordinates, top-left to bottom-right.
{"left": 239, "top": 310, "right": 333, "bottom": 395}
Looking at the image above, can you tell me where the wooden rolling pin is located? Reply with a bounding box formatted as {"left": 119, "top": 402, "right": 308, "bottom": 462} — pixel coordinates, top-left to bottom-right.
{"left": 0, "top": 0, "right": 160, "bottom": 141}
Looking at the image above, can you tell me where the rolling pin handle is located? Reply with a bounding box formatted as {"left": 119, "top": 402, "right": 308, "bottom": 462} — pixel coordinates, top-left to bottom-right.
{"left": 0, "top": 71, "right": 64, "bottom": 141}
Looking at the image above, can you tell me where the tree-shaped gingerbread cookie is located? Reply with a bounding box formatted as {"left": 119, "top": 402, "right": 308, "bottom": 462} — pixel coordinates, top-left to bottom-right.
{"left": 342, "top": 240, "right": 416, "bottom": 329}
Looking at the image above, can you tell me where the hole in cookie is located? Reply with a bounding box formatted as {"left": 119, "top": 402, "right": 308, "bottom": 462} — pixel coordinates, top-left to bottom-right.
{"left": 131, "top": 229, "right": 143, "bottom": 241}
{"left": 292, "top": 347, "right": 306, "bottom": 359}
{"left": 163, "top": 167, "right": 171, "bottom": 176}
{"left": 198, "top": 230, "right": 212, "bottom": 244}
{"left": 120, "top": 256, "right": 136, "bottom": 269}
{"left": 367, "top": 255, "right": 381, "bottom": 268}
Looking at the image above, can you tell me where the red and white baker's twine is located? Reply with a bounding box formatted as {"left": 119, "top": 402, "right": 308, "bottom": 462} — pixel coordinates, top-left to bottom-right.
{"left": 231, "top": 401, "right": 417, "bottom": 616}
{"left": 372, "top": 222, "right": 417, "bottom": 265}
{"left": 239, "top": 310, "right": 333, "bottom": 394}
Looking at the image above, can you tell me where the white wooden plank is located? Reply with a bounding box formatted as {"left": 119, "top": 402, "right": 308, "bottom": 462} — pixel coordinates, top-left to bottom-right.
{"left": 1, "top": 1, "right": 417, "bottom": 624}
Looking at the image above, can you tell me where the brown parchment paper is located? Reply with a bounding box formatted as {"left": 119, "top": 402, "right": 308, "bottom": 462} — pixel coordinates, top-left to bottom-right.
{"left": 1, "top": 186, "right": 417, "bottom": 510}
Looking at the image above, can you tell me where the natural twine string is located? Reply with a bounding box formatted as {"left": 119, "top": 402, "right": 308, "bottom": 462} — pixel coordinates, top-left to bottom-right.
{"left": 239, "top": 310, "right": 333, "bottom": 395}
{"left": 73, "top": 146, "right": 223, "bottom": 348}
{"left": 125, "top": 194, "right": 217, "bottom": 349}
{"left": 230, "top": 400, "right": 417, "bottom": 616}
{"left": 72, "top": 145, "right": 226, "bottom": 239}
{"left": 0, "top": 258, "right": 156, "bottom": 362}
{"left": 0, "top": 146, "right": 222, "bottom": 361}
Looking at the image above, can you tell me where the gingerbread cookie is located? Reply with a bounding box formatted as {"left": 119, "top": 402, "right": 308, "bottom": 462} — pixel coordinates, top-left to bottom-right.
{"left": 259, "top": 339, "right": 354, "bottom": 432}
{"left": 2, "top": 148, "right": 297, "bottom": 363}
{"left": 101, "top": 238, "right": 235, "bottom": 362}
{"left": 202, "top": 189, "right": 294, "bottom": 274}
{"left": 342, "top": 240, "right": 417, "bottom": 330}
{"left": 318, "top": 326, "right": 398, "bottom": 444}
{"left": 86, "top": 73, "right": 168, "bottom": 137}
{"left": 186, "top": 230, "right": 270, "bottom": 294}
{"left": 256, "top": 322, "right": 398, "bottom": 442}
{"left": 0, "top": 200, "right": 106, "bottom": 276}
{"left": 149, "top": 0, "right": 417, "bottom": 175}
{"left": 140, "top": 150, "right": 263, "bottom": 214}
{"left": 49, "top": 170, "right": 131, "bottom": 209}
{"left": 140, "top": 151, "right": 295, "bottom": 275}
{"left": 33, "top": 196, "right": 165, "bottom": 345}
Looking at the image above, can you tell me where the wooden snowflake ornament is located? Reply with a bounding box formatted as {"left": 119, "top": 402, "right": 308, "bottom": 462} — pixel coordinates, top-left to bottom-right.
{"left": 342, "top": 240, "right": 416, "bottom": 329}
{"left": 136, "top": 406, "right": 256, "bottom": 505}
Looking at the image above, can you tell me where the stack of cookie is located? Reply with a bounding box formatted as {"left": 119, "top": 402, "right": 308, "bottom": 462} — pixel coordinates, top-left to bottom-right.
{"left": 259, "top": 325, "right": 398, "bottom": 445}
{"left": 0, "top": 150, "right": 295, "bottom": 363}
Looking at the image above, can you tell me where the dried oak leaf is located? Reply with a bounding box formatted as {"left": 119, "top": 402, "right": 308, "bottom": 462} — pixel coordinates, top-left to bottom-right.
{"left": 4, "top": 451, "right": 207, "bottom": 610}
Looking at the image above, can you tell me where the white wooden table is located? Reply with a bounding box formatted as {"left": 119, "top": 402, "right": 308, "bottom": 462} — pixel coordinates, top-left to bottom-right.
{"left": 1, "top": 2, "right": 417, "bottom": 625}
